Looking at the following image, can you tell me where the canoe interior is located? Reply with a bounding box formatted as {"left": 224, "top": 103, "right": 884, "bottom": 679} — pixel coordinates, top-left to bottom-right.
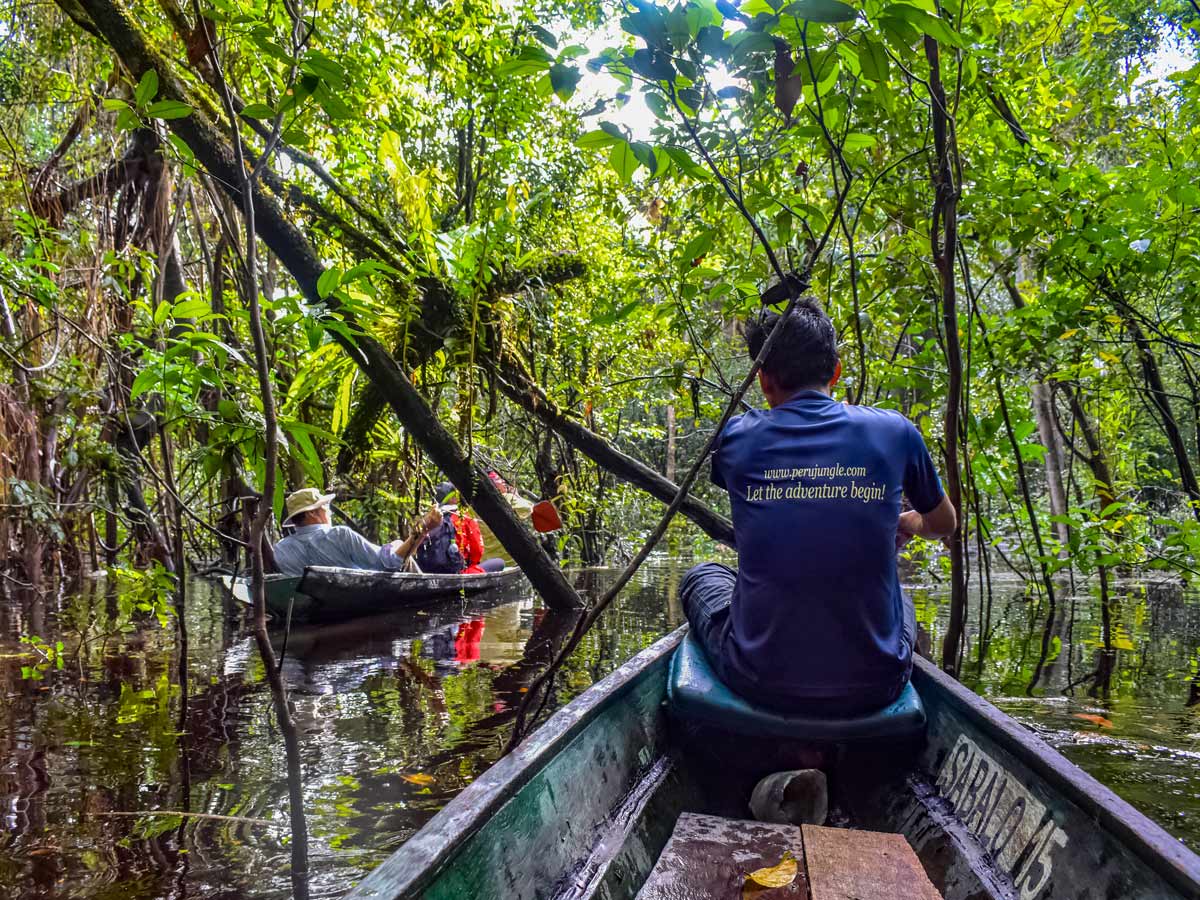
{"left": 349, "top": 627, "right": 1200, "bottom": 900}
{"left": 258, "top": 566, "right": 526, "bottom": 623}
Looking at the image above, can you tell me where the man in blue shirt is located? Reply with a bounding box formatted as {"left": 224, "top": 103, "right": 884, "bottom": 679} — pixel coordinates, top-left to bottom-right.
{"left": 683, "top": 301, "right": 957, "bottom": 714}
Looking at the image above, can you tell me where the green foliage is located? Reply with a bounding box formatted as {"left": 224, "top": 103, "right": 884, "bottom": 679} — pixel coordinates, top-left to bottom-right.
{"left": 0, "top": 0, "right": 1195, "bottom": 583}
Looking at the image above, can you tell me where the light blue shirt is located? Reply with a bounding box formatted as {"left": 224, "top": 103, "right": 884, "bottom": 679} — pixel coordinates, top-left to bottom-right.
{"left": 273, "top": 524, "right": 406, "bottom": 577}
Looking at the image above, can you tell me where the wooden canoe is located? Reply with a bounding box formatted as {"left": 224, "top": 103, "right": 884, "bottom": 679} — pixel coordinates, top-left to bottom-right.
{"left": 347, "top": 626, "right": 1200, "bottom": 900}
{"left": 252, "top": 566, "right": 526, "bottom": 624}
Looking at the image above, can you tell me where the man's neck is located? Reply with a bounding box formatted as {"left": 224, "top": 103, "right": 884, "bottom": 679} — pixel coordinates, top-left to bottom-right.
{"left": 767, "top": 384, "right": 831, "bottom": 408}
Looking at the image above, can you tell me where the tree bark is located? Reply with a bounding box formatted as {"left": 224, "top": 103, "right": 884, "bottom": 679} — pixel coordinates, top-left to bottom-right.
{"left": 1002, "top": 274, "right": 1071, "bottom": 547}
{"left": 665, "top": 404, "right": 677, "bottom": 483}
{"left": 925, "top": 34, "right": 967, "bottom": 675}
{"left": 64, "top": 0, "right": 582, "bottom": 610}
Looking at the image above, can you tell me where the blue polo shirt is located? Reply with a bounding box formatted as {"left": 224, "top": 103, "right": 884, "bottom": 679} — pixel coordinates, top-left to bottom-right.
{"left": 711, "top": 391, "right": 944, "bottom": 704}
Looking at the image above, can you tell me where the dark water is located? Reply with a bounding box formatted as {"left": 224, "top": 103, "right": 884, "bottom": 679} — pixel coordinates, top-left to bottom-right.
{"left": 1, "top": 561, "right": 1198, "bottom": 898}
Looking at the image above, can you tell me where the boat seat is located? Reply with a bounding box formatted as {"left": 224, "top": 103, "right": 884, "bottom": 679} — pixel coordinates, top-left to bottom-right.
{"left": 667, "top": 633, "right": 926, "bottom": 742}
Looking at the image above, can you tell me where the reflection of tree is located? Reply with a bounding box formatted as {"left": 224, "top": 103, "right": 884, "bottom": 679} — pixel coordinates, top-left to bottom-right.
{"left": 1027, "top": 590, "right": 1064, "bottom": 696}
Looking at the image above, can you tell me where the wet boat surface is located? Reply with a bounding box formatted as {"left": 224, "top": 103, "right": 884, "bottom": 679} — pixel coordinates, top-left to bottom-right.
{"left": 346, "top": 626, "right": 1200, "bottom": 900}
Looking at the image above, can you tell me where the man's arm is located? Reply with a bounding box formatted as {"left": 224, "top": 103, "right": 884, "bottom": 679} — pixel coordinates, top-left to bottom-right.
{"left": 383, "top": 506, "right": 443, "bottom": 566}
{"left": 898, "top": 420, "right": 957, "bottom": 547}
{"left": 898, "top": 494, "right": 957, "bottom": 543}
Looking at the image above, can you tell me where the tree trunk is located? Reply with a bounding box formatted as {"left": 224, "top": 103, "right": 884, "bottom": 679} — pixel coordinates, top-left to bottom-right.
{"left": 1032, "top": 382, "right": 1070, "bottom": 546}
{"left": 665, "top": 404, "right": 677, "bottom": 483}
{"left": 925, "top": 34, "right": 967, "bottom": 675}
{"left": 63, "top": 0, "right": 582, "bottom": 610}
{"left": 1002, "top": 273, "right": 1073, "bottom": 547}
{"left": 1124, "top": 315, "right": 1200, "bottom": 517}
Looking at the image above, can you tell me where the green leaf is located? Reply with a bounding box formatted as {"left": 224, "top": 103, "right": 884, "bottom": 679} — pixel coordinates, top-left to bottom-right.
{"left": 130, "top": 367, "right": 161, "bottom": 401}
{"left": 666, "top": 6, "right": 693, "bottom": 51}
{"left": 645, "top": 91, "right": 670, "bottom": 119}
{"left": 815, "top": 57, "right": 841, "bottom": 95}
{"left": 172, "top": 296, "right": 211, "bottom": 319}
{"left": 166, "top": 133, "right": 194, "bottom": 163}
{"left": 857, "top": 37, "right": 890, "bottom": 82}
{"left": 663, "top": 146, "right": 710, "bottom": 180}
{"left": 153, "top": 300, "right": 171, "bottom": 326}
{"left": 783, "top": 0, "right": 858, "bottom": 22}
{"left": 600, "top": 120, "right": 626, "bottom": 141}
{"left": 843, "top": 132, "right": 876, "bottom": 151}
{"left": 592, "top": 299, "right": 640, "bottom": 325}
{"left": 317, "top": 267, "right": 342, "bottom": 299}
{"left": 631, "top": 141, "right": 658, "bottom": 173}
{"left": 146, "top": 100, "right": 192, "bottom": 119}
{"left": 695, "top": 25, "right": 730, "bottom": 60}
{"left": 621, "top": 7, "right": 670, "bottom": 49}
{"left": 102, "top": 98, "right": 130, "bottom": 111}
{"left": 315, "top": 84, "right": 354, "bottom": 119}
{"left": 576, "top": 129, "right": 622, "bottom": 149}
{"left": 495, "top": 45, "right": 554, "bottom": 77}
{"left": 115, "top": 107, "right": 138, "bottom": 132}
{"left": 680, "top": 230, "right": 716, "bottom": 268}
{"left": 288, "top": 426, "right": 323, "bottom": 483}
{"left": 549, "top": 63, "right": 581, "bottom": 101}
{"left": 609, "top": 140, "right": 640, "bottom": 183}
{"left": 880, "top": 4, "right": 966, "bottom": 47}
{"left": 240, "top": 103, "right": 275, "bottom": 119}
{"left": 729, "top": 31, "right": 776, "bottom": 66}
{"left": 531, "top": 24, "right": 558, "bottom": 48}
{"left": 301, "top": 51, "right": 346, "bottom": 87}
{"left": 628, "top": 48, "right": 676, "bottom": 82}
{"left": 135, "top": 70, "right": 158, "bottom": 106}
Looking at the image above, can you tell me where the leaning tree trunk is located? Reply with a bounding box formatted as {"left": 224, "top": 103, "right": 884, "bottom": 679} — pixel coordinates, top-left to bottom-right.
{"left": 59, "top": 0, "right": 582, "bottom": 610}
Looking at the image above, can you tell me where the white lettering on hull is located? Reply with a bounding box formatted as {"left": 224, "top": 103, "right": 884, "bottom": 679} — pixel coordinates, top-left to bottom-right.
{"left": 936, "top": 735, "right": 1070, "bottom": 899}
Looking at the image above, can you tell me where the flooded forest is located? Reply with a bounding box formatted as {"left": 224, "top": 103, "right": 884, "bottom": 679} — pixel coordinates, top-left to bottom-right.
{"left": 1, "top": 0, "right": 1199, "bottom": 896}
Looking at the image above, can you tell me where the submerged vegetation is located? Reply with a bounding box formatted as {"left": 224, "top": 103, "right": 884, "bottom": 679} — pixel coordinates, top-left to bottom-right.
{"left": 1, "top": 0, "right": 1200, "bottom": 891}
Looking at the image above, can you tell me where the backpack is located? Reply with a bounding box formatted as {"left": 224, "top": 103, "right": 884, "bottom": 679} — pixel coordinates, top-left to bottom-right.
{"left": 415, "top": 516, "right": 464, "bottom": 574}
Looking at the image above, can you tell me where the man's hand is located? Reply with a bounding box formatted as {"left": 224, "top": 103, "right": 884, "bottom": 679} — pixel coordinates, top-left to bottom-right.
{"left": 896, "top": 496, "right": 958, "bottom": 550}
{"left": 896, "top": 509, "right": 922, "bottom": 550}
{"left": 421, "top": 504, "right": 443, "bottom": 533}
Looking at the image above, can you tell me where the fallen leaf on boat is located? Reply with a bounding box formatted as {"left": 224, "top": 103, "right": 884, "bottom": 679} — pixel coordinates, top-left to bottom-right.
{"left": 1073, "top": 713, "right": 1113, "bottom": 728}
{"left": 746, "top": 852, "right": 797, "bottom": 889}
{"left": 401, "top": 773, "right": 435, "bottom": 785}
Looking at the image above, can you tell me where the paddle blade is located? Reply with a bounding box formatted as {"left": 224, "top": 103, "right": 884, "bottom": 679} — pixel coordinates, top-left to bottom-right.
{"left": 531, "top": 500, "right": 562, "bottom": 533}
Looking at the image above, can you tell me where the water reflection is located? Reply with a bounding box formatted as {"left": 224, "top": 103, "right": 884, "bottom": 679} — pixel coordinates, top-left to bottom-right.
{"left": 0, "top": 563, "right": 1198, "bottom": 898}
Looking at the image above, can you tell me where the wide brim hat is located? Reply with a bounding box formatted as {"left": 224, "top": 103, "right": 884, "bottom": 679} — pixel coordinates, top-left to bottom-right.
{"left": 283, "top": 488, "right": 336, "bottom": 524}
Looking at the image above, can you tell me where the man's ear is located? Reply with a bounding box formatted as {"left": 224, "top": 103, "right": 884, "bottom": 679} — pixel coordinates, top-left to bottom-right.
{"left": 758, "top": 369, "right": 774, "bottom": 397}
{"left": 829, "top": 359, "right": 842, "bottom": 389}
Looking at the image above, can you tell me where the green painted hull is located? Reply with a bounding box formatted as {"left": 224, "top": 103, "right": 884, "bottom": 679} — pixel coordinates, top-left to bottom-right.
{"left": 244, "top": 566, "right": 526, "bottom": 624}
{"left": 348, "top": 626, "right": 1200, "bottom": 900}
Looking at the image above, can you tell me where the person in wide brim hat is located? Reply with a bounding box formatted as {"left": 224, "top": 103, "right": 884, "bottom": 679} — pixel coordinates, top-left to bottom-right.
{"left": 282, "top": 487, "right": 337, "bottom": 525}
{"left": 273, "top": 486, "right": 442, "bottom": 577}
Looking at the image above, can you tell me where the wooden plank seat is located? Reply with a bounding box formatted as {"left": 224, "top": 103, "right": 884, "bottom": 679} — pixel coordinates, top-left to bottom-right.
{"left": 636, "top": 813, "right": 808, "bottom": 899}
{"left": 667, "top": 633, "right": 927, "bottom": 742}
{"left": 803, "top": 824, "right": 942, "bottom": 900}
{"left": 636, "top": 813, "right": 942, "bottom": 900}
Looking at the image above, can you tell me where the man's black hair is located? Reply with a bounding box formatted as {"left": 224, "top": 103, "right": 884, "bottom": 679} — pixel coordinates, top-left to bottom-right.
{"left": 744, "top": 299, "right": 838, "bottom": 392}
